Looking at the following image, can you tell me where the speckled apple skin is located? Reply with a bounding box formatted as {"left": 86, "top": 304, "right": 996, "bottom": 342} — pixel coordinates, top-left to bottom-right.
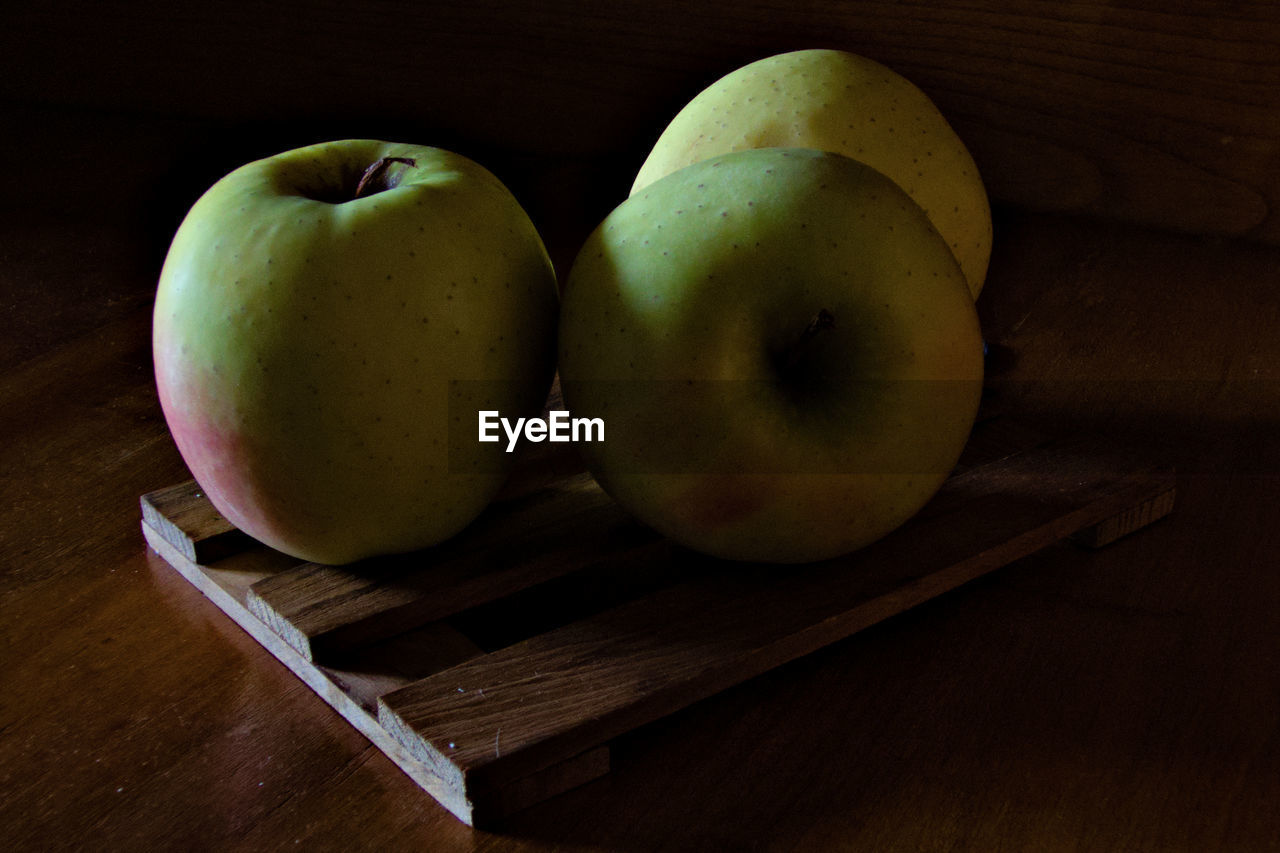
{"left": 633, "top": 49, "right": 992, "bottom": 299}
{"left": 154, "top": 140, "right": 558, "bottom": 564}
{"left": 561, "top": 148, "right": 983, "bottom": 564}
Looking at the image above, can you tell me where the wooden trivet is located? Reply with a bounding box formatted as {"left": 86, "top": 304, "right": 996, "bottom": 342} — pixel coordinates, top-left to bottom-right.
{"left": 141, "top": 414, "right": 1175, "bottom": 827}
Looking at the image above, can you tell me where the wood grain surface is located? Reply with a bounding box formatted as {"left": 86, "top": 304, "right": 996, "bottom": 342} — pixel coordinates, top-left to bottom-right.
{"left": 376, "top": 433, "right": 1175, "bottom": 826}
{"left": 4, "top": 205, "right": 1277, "bottom": 849}
{"left": 2, "top": 3, "right": 1280, "bottom": 847}
{"left": 137, "top": 415, "right": 1175, "bottom": 827}
{"left": 2, "top": 1, "right": 1279, "bottom": 248}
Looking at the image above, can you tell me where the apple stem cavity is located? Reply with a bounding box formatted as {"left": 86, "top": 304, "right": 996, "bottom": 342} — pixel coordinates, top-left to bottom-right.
{"left": 353, "top": 157, "right": 417, "bottom": 199}
{"left": 777, "top": 308, "right": 836, "bottom": 375}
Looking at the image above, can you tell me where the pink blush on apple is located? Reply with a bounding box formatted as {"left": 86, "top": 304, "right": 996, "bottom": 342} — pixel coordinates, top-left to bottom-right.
{"left": 672, "top": 474, "right": 771, "bottom": 531}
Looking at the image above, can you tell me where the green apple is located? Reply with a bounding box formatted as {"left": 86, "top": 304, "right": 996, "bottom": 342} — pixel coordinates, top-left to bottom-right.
{"left": 633, "top": 48, "right": 992, "bottom": 298}
{"left": 154, "top": 140, "right": 558, "bottom": 564}
{"left": 560, "top": 148, "right": 983, "bottom": 563}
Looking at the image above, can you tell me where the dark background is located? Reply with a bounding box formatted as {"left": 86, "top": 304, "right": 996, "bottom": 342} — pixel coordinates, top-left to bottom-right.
{"left": 5, "top": 0, "right": 1279, "bottom": 254}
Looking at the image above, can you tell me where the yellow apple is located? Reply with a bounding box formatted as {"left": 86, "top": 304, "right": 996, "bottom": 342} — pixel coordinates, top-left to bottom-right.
{"left": 154, "top": 140, "right": 558, "bottom": 564}
{"left": 633, "top": 48, "right": 992, "bottom": 298}
{"left": 561, "top": 149, "right": 984, "bottom": 563}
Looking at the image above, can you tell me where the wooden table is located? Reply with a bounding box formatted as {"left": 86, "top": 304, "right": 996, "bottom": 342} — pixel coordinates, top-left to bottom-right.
{"left": 3, "top": 2, "right": 1279, "bottom": 847}
{"left": 4, "top": 199, "right": 1277, "bottom": 849}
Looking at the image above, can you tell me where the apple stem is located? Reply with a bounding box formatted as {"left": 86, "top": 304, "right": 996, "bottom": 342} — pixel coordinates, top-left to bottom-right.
{"left": 778, "top": 309, "right": 836, "bottom": 374}
{"left": 353, "top": 157, "right": 417, "bottom": 199}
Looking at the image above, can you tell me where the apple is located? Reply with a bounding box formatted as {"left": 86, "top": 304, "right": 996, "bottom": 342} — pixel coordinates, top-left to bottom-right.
{"left": 154, "top": 140, "right": 558, "bottom": 564}
{"left": 559, "top": 148, "right": 983, "bottom": 563}
{"left": 632, "top": 48, "right": 992, "bottom": 298}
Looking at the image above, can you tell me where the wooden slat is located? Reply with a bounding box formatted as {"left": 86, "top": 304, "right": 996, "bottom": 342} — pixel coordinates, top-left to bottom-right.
{"left": 244, "top": 473, "right": 660, "bottom": 661}
{"left": 376, "top": 436, "right": 1175, "bottom": 823}
{"left": 243, "top": 412, "right": 1050, "bottom": 663}
{"left": 139, "top": 480, "right": 254, "bottom": 564}
{"left": 1072, "top": 484, "right": 1179, "bottom": 548}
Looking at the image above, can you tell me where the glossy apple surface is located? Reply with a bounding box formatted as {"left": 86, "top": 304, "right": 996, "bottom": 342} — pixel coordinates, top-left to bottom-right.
{"left": 154, "top": 140, "right": 558, "bottom": 564}
{"left": 560, "top": 148, "right": 983, "bottom": 563}
{"left": 633, "top": 48, "right": 992, "bottom": 298}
